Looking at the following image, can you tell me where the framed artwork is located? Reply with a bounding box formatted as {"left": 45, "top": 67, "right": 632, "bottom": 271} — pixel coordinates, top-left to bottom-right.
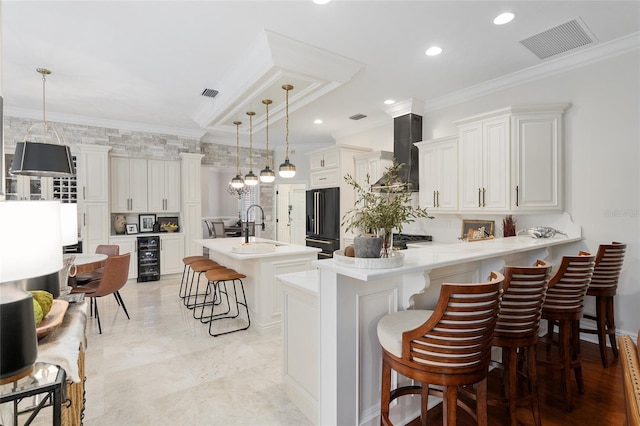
{"left": 139, "top": 214, "right": 156, "bottom": 233}
{"left": 461, "top": 220, "right": 495, "bottom": 241}
{"left": 125, "top": 223, "right": 139, "bottom": 235}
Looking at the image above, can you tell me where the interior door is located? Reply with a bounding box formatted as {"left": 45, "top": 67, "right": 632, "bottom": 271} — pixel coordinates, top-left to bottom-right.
{"left": 276, "top": 184, "right": 306, "bottom": 245}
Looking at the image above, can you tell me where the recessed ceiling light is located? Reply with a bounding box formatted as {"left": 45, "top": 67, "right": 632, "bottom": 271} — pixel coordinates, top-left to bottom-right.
{"left": 425, "top": 46, "right": 443, "bottom": 56}
{"left": 312, "top": 0, "right": 331, "bottom": 4}
{"left": 384, "top": 99, "right": 395, "bottom": 105}
{"left": 314, "top": 119, "right": 323, "bottom": 124}
{"left": 493, "top": 12, "right": 515, "bottom": 25}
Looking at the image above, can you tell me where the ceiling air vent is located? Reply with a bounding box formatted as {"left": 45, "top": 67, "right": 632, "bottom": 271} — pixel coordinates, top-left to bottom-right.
{"left": 349, "top": 113, "right": 367, "bottom": 121}
{"left": 201, "top": 88, "right": 219, "bottom": 98}
{"left": 520, "top": 18, "right": 595, "bottom": 60}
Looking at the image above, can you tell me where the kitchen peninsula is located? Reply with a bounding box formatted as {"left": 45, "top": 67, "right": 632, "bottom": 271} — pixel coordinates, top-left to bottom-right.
{"left": 277, "top": 215, "right": 585, "bottom": 426}
{"left": 195, "top": 238, "right": 320, "bottom": 331}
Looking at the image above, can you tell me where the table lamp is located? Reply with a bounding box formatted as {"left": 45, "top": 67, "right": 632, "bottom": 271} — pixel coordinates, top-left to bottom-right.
{"left": 0, "top": 201, "right": 62, "bottom": 383}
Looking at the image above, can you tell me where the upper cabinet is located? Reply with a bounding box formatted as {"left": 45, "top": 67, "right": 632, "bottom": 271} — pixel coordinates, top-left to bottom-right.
{"left": 110, "top": 157, "right": 148, "bottom": 212}
{"left": 147, "top": 160, "right": 181, "bottom": 212}
{"left": 452, "top": 104, "right": 569, "bottom": 214}
{"left": 457, "top": 116, "right": 510, "bottom": 212}
{"left": 353, "top": 151, "right": 393, "bottom": 189}
{"left": 511, "top": 107, "right": 567, "bottom": 212}
{"left": 415, "top": 137, "right": 458, "bottom": 212}
{"left": 310, "top": 149, "right": 340, "bottom": 171}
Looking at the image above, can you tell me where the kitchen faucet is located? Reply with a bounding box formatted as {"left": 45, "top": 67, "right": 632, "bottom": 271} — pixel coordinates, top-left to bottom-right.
{"left": 245, "top": 204, "right": 266, "bottom": 243}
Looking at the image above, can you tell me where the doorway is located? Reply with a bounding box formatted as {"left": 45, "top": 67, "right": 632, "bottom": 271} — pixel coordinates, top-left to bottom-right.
{"left": 275, "top": 183, "right": 306, "bottom": 245}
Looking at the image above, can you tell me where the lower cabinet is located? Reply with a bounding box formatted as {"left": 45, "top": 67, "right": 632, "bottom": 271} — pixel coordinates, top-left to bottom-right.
{"left": 108, "top": 236, "right": 138, "bottom": 280}
{"left": 160, "top": 234, "right": 185, "bottom": 275}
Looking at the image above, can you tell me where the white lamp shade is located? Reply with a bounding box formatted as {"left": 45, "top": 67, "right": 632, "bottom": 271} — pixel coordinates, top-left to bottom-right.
{"left": 0, "top": 201, "right": 62, "bottom": 282}
{"left": 60, "top": 203, "right": 78, "bottom": 246}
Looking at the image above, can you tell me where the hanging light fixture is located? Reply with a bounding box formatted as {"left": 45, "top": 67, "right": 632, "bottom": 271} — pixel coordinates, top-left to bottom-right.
{"left": 244, "top": 111, "right": 259, "bottom": 186}
{"left": 10, "top": 68, "right": 75, "bottom": 178}
{"left": 279, "top": 84, "right": 296, "bottom": 178}
{"left": 259, "top": 99, "right": 276, "bottom": 183}
{"left": 230, "top": 121, "right": 245, "bottom": 189}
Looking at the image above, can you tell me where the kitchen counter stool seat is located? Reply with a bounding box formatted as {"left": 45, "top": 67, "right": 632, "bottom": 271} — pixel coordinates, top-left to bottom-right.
{"left": 580, "top": 242, "right": 626, "bottom": 367}
{"left": 201, "top": 268, "right": 250, "bottom": 336}
{"left": 183, "top": 259, "right": 224, "bottom": 309}
{"left": 179, "top": 255, "right": 210, "bottom": 299}
{"left": 377, "top": 272, "right": 504, "bottom": 426}
{"left": 539, "top": 252, "right": 595, "bottom": 412}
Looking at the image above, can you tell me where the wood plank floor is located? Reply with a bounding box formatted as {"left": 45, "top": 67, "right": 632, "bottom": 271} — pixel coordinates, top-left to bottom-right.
{"left": 409, "top": 340, "right": 626, "bottom": 425}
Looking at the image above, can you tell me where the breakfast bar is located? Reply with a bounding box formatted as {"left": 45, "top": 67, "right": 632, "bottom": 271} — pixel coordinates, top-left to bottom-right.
{"left": 278, "top": 221, "right": 584, "bottom": 426}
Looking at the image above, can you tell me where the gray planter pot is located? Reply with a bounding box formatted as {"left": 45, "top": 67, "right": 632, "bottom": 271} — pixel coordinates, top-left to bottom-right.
{"left": 354, "top": 234, "right": 382, "bottom": 258}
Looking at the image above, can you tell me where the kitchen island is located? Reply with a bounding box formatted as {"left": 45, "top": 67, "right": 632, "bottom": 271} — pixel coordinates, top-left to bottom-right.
{"left": 277, "top": 220, "right": 584, "bottom": 426}
{"left": 195, "top": 237, "right": 320, "bottom": 331}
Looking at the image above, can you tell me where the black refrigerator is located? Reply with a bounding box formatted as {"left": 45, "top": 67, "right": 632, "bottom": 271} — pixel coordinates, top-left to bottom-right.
{"left": 306, "top": 187, "right": 340, "bottom": 259}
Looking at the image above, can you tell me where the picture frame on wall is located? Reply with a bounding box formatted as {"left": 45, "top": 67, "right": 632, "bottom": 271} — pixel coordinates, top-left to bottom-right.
{"left": 125, "top": 223, "right": 139, "bottom": 235}
{"left": 461, "top": 219, "right": 495, "bottom": 241}
{"left": 139, "top": 214, "right": 156, "bottom": 233}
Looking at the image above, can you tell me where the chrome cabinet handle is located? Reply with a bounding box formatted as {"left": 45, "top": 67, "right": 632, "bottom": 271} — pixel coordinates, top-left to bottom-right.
{"left": 515, "top": 185, "right": 519, "bottom": 207}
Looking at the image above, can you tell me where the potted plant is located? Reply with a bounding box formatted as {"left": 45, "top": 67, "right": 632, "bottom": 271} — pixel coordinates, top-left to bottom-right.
{"left": 342, "top": 160, "right": 433, "bottom": 258}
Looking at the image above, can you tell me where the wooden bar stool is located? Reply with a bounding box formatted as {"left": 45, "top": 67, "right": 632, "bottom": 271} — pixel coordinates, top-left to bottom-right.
{"left": 183, "top": 259, "right": 224, "bottom": 309}
{"left": 539, "top": 252, "right": 595, "bottom": 412}
{"left": 580, "top": 242, "right": 626, "bottom": 367}
{"left": 201, "top": 268, "right": 250, "bottom": 337}
{"left": 488, "top": 260, "right": 551, "bottom": 426}
{"left": 376, "top": 272, "right": 504, "bottom": 426}
{"left": 179, "top": 256, "right": 209, "bottom": 299}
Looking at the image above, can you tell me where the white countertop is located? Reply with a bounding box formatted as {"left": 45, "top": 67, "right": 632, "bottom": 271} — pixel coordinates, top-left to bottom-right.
{"left": 313, "top": 234, "right": 582, "bottom": 281}
{"left": 195, "top": 237, "right": 321, "bottom": 259}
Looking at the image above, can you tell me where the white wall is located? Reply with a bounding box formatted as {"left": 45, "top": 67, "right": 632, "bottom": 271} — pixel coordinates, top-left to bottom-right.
{"left": 419, "top": 50, "right": 640, "bottom": 335}
{"left": 201, "top": 166, "right": 237, "bottom": 217}
{"left": 338, "top": 122, "right": 393, "bottom": 152}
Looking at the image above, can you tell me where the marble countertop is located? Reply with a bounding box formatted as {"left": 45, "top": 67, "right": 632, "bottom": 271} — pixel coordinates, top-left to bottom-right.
{"left": 194, "top": 237, "right": 321, "bottom": 259}
{"left": 313, "top": 234, "right": 582, "bottom": 281}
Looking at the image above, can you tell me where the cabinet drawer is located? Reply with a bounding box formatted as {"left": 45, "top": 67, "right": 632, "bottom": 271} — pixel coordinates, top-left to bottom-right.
{"left": 311, "top": 169, "right": 340, "bottom": 188}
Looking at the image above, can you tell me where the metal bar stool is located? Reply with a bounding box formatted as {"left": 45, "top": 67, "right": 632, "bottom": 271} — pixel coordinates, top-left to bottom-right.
{"left": 580, "top": 242, "right": 626, "bottom": 367}
{"left": 179, "top": 256, "right": 209, "bottom": 299}
{"left": 539, "top": 252, "right": 595, "bottom": 412}
{"left": 377, "top": 272, "right": 504, "bottom": 426}
{"left": 183, "top": 259, "right": 224, "bottom": 309}
{"left": 201, "top": 268, "right": 250, "bottom": 337}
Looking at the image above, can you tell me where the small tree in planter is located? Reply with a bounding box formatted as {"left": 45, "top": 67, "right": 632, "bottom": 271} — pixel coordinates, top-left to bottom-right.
{"left": 342, "top": 161, "right": 433, "bottom": 258}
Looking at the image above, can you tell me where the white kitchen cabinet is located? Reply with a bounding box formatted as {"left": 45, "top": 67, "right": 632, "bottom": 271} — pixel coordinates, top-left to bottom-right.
{"left": 309, "top": 149, "right": 340, "bottom": 171}
{"left": 160, "top": 233, "right": 184, "bottom": 274}
{"left": 83, "top": 203, "right": 110, "bottom": 255}
{"left": 108, "top": 236, "right": 138, "bottom": 279}
{"left": 148, "top": 160, "right": 181, "bottom": 212}
{"left": 354, "top": 151, "right": 393, "bottom": 189}
{"left": 416, "top": 137, "right": 458, "bottom": 212}
{"left": 511, "top": 106, "right": 568, "bottom": 212}
{"left": 457, "top": 115, "right": 510, "bottom": 212}
{"left": 110, "top": 156, "right": 148, "bottom": 213}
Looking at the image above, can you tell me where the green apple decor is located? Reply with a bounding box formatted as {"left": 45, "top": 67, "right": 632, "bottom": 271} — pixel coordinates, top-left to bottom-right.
{"left": 342, "top": 160, "right": 433, "bottom": 258}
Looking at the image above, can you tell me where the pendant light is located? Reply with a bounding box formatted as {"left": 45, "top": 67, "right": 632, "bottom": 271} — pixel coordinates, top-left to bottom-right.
{"left": 244, "top": 111, "right": 259, "bottom": 186}
{"left": 259, "top": 99, "right": 276, "bottom": 183}
{"left": 278, "top": 84, "right": 296, "bottom": 178}
{"left": 230, "top": 121, "right": 245, "bottom": 189}
{"left": 10, "top": 68, "right": 75, "bottom": 178}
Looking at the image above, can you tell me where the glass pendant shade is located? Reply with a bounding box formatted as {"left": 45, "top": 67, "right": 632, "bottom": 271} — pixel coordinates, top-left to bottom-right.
{"left": 244, "top": 172, "right": 259, "bottom": 186}
{"left": 231, "top": 174, "right": 245, "bottom": 188}
{"left": 260, "top": 166, "right": 276, "bottom": 183}
{"left": 279, "top": 84, "right": 296, "bottom": 178}
{"left": 10, "top": 68, "right": 75, "bottom": 178}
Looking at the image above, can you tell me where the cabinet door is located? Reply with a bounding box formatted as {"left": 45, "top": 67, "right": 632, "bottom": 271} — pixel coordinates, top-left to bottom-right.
{"left": 83, "top": 203, "right": 109, "bottom": 254}
{"left": 80, "top": 147, "right": 110, "bottom": 202}
{"left": 108, "top": 237, "right": 138, "bottom": 279}
{"left": 110, "top": 157, "right": 131, "bottom": 211}
{"left": 128, "top": 158, "right": 148, "bottom": 212}
{"left": 512, "top": 113, "right": 562, "bottom": 211}
{"left": 322, "top": 149, "right": 340, "bottom": 168}
{"left": 436, "top": 142, "right": 458, "bottom": 211}
{"left": 147, "top": 160, "right": 165, "bottom": 212}
{"left": 310, "top": 169, "right": 340, "bottom": 189}
{"left": 309, "top": 152, "right": 325, "bottom": 170}
{"left": 482, "top": 117, "right": 510, "bottom": 211}
{"left": 163, "top": 161, "right": 181, "bottom": 211}
{"left": 419, "top": 145, "right": 439, "bottom": 209}
{"left": 459, "top": 123, "right": 484, "bottom": 211}
{"left": 160, "top": 234, "right": 184, "bottom": 274}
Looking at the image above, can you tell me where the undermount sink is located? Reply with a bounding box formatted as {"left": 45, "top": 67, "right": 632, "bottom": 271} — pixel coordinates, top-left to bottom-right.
{"left": 231, "top": 243, "right": 277, "bottom": 254}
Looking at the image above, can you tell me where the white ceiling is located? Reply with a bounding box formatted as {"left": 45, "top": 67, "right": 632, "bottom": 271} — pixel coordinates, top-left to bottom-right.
{"left": 2, "top": 1, "right": 639, "bottom": 149}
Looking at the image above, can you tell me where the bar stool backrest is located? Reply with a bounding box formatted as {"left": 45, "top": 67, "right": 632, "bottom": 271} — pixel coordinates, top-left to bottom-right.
{"left": 588, "top": 242, "right": 626, "bottom": 293}
{"left": 543, "top": 253, "right": 595, "bottom": 313}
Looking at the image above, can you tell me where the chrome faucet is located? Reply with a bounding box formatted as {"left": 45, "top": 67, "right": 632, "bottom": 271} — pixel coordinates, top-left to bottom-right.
{"left": 245, "top": 204, "right": 266, "bottom": 243}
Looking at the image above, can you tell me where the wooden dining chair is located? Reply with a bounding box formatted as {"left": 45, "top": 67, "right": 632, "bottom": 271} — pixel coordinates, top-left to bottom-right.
{"left": 71, "top": 253, "right": 131, "bottom": 334}
{"left": 377, "top": 272, "right": 504, "bottom": 425}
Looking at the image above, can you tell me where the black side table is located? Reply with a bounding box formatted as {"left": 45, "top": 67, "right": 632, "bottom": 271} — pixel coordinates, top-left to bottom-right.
{"left": 0, "top": 362, "right": 66, "bottom": 426}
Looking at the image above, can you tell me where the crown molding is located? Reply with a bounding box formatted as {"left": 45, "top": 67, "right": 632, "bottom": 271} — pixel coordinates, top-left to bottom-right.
{"left": 424, "top": 32, "right": 640, "bottom": 113}
{"left": 5, "top": 106, "right": 206, "bottom": 140}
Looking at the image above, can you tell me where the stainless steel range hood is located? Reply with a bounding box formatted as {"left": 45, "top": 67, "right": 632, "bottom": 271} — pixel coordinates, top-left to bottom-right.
{"left": 373, "top": 112, "right": 422, "bottom": 192}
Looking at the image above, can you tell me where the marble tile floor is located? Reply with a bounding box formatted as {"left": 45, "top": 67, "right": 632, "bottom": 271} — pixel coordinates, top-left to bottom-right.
{"left": 28, "top": 275, "right": 313, "bottom": 426}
